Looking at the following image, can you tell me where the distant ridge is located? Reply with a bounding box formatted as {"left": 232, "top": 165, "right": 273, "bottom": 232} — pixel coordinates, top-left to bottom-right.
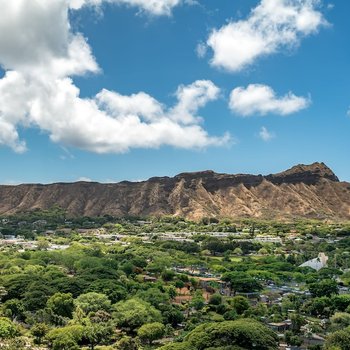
{"left": 0, "top": 162, "right": 349, "bottom": 220}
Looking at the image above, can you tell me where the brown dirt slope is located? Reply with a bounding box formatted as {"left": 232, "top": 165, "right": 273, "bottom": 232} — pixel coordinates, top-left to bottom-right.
{"left": 0, "top": 162, "right": 349, "bottom": 220}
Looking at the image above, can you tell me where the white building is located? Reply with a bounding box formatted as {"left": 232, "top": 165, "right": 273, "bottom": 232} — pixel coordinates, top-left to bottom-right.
{"left": 300, "top": 253, "right": 328, "bottom": 271}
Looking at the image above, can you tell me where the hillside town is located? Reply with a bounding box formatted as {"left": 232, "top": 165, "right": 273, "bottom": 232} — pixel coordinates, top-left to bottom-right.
{"left": 0, "top": 210, "right": 348, "bottom": 349}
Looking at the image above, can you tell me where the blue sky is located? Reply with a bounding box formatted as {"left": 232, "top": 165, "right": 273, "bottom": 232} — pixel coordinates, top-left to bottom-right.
{"left": 0, "top": 0, "right": 349, "bottom": 184}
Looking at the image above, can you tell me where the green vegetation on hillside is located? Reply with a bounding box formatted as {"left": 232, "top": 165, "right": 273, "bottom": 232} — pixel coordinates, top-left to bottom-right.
{"left": 0, "top": 209, "right": 348, "bottom": 349}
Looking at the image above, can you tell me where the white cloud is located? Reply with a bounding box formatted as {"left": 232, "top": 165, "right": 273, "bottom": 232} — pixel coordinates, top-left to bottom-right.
{"left": 205, "top": 0, "right": 327, "bottom": 72}
{"left": 0, "top": 0, "right": 229, "bottom": 154}
{"left": 96, "top": 90, "right": 164, "bottom": 122}
{"left": 0, "top": 118, "right": 26, "bottom": 154}
{"left": 229, "top": 84, "right": 310, "bottom": 116}
{"left": 196, "top": 42, "right": 207, "bottom": 58}
{"left": 0, "top": 180, "right": 23, "bottom": 186}
{"left": 69, "top": 0, "right": 185, "bottom": 16}
{"left": 0, "top": 73, "right": 229, "bottom": 154}
{"left": 77, "top": 177, "right": 93, "bottom": 182}
{"left": 259, "top": 126, "right": 275, "bottom": 141}
{"left": 0, "top": 0, "right": 99, "bottom": 77}
{"left": 169, "top": 80, "right": 220, "bottom": 124}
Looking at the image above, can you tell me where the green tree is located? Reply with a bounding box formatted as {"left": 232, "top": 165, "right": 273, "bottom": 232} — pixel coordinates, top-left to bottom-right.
{"left": 3, "top": 275, "right": 34, "bottom": 300}
{"left": 230, "top": 296, "right": 250, "bottom": 315}
{"left": 46, "top": 325, "right": 84, "bottom": 347}
{"left": 0, "top": 286, "right": 8, "bottom": 301}
{"left": 307, "top": 297, "right": 332, "bottom": 317}
{"left": 83, "top": 322, "right": 114, "bottom": 350}
{"left": 2, "top": 299, "right": 25, "bottom": 321}
{"left": 222, "top": 272, "right": 262, "bottom": 295}
{"left": 223, "top": 309, "right": 238, "bottom": 321}
{"left": 258, "top": 248, "right": 269, "bottom": 255}
{"left": 137, "top": 322, "right": 166, "bottom": 344}
{"left": 189, "top": 291, "right": 205, "bottom": 311}
{"left": 121, "top": 262, "right": 134, "bottom": 276}
{"left": 136, "top": 288, "right": 170, "bottom": 308}
{"left": 332, "top": 295, "right": 350, "bottom": 312}
{"left": 162, "top": 305, "right": 184, "bottom": 326}
{"left": 285, "top": 331, "right": 303, "bottom": 347}
{"left": 162, "top": 270, "right": 176, "bottom": 281}
{"left": 23, "top": 282, "right": 54, "bottom": 311}
{"left": 209, "top": 294, "right": 223, "bottom": 306}
{"left": 114, "top": 336, "right": 140, "bottom": 350}
{"left": 163, "top": 319, "right": 278, "bottom": 350}
{"left": 0, "top": 318, "right": 18, "bottom": 339}
{"left": 329, "top": 313, "right": 350, "bottom": 331}
{"left": 52, "top": 334, "right": 79, "bottom": 350}
{"left": 74, "top": 292, "right": 111, "bottom": 314}
{"left": 233, "top": 248, "right": 243, "bottom": 256}
{"left": 47, "top": 292, "right": 74, "bottom": 318}
{"left": 87, "top": 280, "right": 127, "bottom": 303}
{"left": 159, "top": 343, "right": 195, "bottom": 350}
{"left": 31, "top": 323, "right": 49, "bottom": 344}
{"left": 290, "top": 313, "right": 305, "bottom": 333}
{"left": 309, "top": 279, "right": 339, "bottom": 298}
{"left": 202, "top": 238, "right": 226, "bottom": 255}
{"left": 325, "top": 326, "right": 350, "bottom": 350}
{"left": 113, "top": 298, "right": 162, "bottom": 332}
{"left": 37, "top": 239, "right": 50, "bottom": 251}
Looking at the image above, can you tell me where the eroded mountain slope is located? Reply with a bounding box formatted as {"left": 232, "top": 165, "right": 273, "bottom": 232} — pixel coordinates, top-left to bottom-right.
{"left": 0, "top": 162, "right": 349, "bottom": 220}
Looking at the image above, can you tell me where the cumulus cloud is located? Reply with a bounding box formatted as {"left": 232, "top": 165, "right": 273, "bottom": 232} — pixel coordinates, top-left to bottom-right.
{"left": 229, "top": 84, "right": 310, "bottom": 116}
{"left": 0, "top": 0, "right": 229, "bottom": 154}
{"left": 69, "top": 0, "right": 185, "bottom": 16}
{"left": 205, "top": 0, "right": 327, "bottom": 72}
{"left": 0, "top": 0, "right": 99, "bottom": 77}
{"left": 259, "top": 126, "right": 275, "bottom": 141}
{"left": 169, "top": 80, "right": 220, "bottom": 124}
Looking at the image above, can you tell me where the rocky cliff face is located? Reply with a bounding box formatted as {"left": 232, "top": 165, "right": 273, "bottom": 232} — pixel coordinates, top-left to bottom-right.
{"left": 0, "top": 162, "right": 349, "bottom": 220}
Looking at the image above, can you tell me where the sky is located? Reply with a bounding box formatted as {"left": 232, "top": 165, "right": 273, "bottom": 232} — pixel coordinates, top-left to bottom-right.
{"left": 0, "top": 0, "right": 349, "bottom": 184}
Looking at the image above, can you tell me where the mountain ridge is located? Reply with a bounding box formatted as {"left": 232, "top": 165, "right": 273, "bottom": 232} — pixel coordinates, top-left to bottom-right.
{"left": 1, "top": 162, "right": 349, "bottom": 220}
